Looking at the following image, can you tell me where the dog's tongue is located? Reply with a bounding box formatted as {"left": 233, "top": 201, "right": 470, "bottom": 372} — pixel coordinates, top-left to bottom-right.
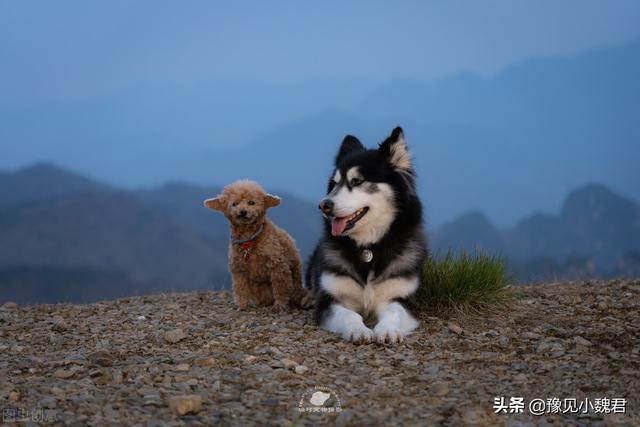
{"left": 331, "top": 217, "right": 349, "bottom": 236}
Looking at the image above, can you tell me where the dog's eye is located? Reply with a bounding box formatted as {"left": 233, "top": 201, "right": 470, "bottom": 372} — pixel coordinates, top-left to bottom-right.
{"left": 232, "top": 202, "right": 238, "bottom": 207}
{"left": 350, "top": 178, "right": 364, "bottom": 187}
{"left": 248, "top": 201, "right": 255, "bottom": 205}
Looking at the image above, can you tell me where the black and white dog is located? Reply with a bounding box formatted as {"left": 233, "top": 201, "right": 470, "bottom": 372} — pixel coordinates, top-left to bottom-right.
{"left": 305, "top": 127, "right": 428, "bottom": 344}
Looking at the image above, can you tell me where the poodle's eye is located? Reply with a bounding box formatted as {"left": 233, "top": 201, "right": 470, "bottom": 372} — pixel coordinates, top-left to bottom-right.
{"left": 350, "top": 178, "right": 364, "bottom": 187}
{"left": 232, "top": 202, "right": 238, "bottom": 207}
{"left": 248, "top": 201, "right": 255, "bottom": 205}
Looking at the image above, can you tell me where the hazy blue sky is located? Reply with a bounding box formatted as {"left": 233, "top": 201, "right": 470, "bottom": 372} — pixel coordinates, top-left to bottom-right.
{"left": 2, "top": 1, "right": 640, "bottom": 109}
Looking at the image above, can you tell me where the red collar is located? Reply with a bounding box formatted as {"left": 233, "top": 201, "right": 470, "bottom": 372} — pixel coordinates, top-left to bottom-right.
{"left": 231, "top": 223, "right": 264, "bottom": 258}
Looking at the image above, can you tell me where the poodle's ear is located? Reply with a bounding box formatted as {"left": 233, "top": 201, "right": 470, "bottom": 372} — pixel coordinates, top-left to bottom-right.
{"left": 264, "top": 194, "right": 281, "bottom": 209}
{"left": 203, "top": 196, "right": 224, "bottom": 211}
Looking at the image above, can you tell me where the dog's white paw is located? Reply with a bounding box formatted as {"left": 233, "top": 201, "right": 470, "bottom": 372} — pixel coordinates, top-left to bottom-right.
{"left": 373, "top": 323, "right": 405, "bottom": 344}
{"left": 342, "top": 324, "right": 374, "bottom": 343}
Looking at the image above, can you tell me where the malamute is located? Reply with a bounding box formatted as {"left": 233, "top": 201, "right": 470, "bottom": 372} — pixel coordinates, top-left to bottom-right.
{"left": 305, "top": 127, "right": 428, "bottom": 344}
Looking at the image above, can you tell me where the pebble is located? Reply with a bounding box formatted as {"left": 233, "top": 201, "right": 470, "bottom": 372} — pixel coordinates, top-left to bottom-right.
{"left": 164, "top": 328, "right": 187, "bottom": 343}
{"left": 88, "top": 350, "right": 114, "bottom": 367}
{"left": 1, "top": 302, "right": 18, "bottom": 310}
{"left": 167, "top": 395, "right": 202, "bottom": 415}
{"left": 294, "top": 365, "right": 309, "bottom": 375}
{"left": 53, "top": 368, "right": 78, "bottom": 379}
{"left": 281, "top": 358, "right": 297, "bottom": 369}
{"left": 448, "top": 323, "right": 463, "bottom": 335}
{"left": 573, "top": 336, "right": 592, "bottom": 347}
{"left": 430, "top": 382, "right": 449, "bottom": 396}
{"left": 51, "top": 316, "right": 68, "bottom": 332}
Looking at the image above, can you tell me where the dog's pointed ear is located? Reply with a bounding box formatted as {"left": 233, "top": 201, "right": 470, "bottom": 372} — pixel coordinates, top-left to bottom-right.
{"left": 335, "top": 135, "right": 364, "bottom": 165}
{"left": 204, "top": 197, "right": 224, "bottom": 211}
{"left": 264, "top": 194, "right": 281, "bottom": 208}
{"left": 378, "top": 126, "right": 413, "bottom": 171}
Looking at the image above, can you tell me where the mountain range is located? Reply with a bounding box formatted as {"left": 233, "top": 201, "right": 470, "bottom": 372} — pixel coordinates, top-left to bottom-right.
{"left": 3, "top": 39, "right": 638, "bottom": 227}
{"left": 1, "top": 163, "right": 639, "bottom": 304}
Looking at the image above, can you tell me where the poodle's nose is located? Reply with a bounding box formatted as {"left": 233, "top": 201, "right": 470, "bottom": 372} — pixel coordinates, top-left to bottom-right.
{"left": 239, "top": 210, "right": 247, "bottom": 217}
{"left": 319, "top": 199, "right": 334, "bottom": 215}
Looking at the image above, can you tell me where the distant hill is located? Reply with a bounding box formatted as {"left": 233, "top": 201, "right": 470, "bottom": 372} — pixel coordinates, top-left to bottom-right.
{"left": 1, "top": 163, "right": 639, "bottom": 303}
{"left": 0, "top": 162, "right": 105, "bottom": 207}
{"left": 434, "top": 184, "right": 640, "bottom": 281}
{"left": 0, "top": 190, "right": 228, "bottom": 286}
{"left": 4, "top": 41, "right": 638, "bottom": 227}
{"left": 196, "top": 39, "right": 640, "bottom": 226}
{"left": 0, "top": 164, "right": 319, "bottom": 303}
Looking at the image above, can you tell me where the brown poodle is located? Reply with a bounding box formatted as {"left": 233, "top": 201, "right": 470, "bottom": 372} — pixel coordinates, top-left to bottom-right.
{"left": 204, "top": 180, "right": 311, "bottom": 311}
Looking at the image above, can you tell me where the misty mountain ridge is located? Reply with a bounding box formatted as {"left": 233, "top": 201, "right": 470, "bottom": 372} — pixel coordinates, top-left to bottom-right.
{"left": 435, "top": 184, "right": 640, "bottom": 281}
{"left": 2, "top": 39, "right": 639, "bottom": 227}
{"left": 1, "top": 163, "right": 639, "bottom": 303}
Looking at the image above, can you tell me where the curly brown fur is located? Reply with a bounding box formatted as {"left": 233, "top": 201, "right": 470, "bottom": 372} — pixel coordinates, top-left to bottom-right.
{"left": 204, "top": 180, "right": 312, "bottom": 311}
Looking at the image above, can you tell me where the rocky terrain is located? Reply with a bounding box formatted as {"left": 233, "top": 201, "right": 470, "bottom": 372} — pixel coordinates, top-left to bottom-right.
{"left": 1, "top": 279, "right": 639, "bottom": 426}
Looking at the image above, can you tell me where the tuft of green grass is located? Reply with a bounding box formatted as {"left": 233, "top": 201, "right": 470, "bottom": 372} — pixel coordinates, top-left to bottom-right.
{"left": 417, "top": 250, "right": 512, "bottom": 313}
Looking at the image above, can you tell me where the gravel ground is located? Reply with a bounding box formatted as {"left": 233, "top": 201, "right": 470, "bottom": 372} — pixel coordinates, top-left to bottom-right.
{"left": 1, "top": 279, "right": 639, "bottom": 426}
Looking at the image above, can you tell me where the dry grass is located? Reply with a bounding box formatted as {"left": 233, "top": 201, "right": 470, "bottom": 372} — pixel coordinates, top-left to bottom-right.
{"left": 417, "top": 250, "right": 512, "bottom": 314}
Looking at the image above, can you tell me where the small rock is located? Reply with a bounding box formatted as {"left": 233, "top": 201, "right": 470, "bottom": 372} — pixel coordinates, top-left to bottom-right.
{"left": 167, "top": 395, "right": 202, "bottom": 415}
{"left": 51, "top": 316, "right": 68, "bottom": 332}
{"left": 174, "top": 363, "right": 190, "bottom": 372}
{"left": 88, "top": 350, "right": 114, "bottom": 367}
{"left": 38, "top": 397, "right": 57, "bottom": 409}
{"left": 136, "top": 315, "right": 147, "bottom": 320}
{"left": 164, "top": 328, "right": 187, "bottom": 344}
{"left": 430, "top": 382, "right": 449, "bottom": 396}
{"left": 9, "top": 391, "right": 20, "bottom": 402}
{"left": 608, "top": 351, "right": 621, "bottom": 360}
{"left": 514, "top": 373, "right": 528, "bottom": 382}
{"left": 510, "top": 362, "right": 528, "bottom": 371}
{"left": 294, "top": 365, "right": 309, "bottom": 375}
{"left": 262, "top": 398, "right": 279, "bottom": 407}
{"left": 53, "top": 368, "right": 78, "bottom": 379}
{"left": 281, "top": 358, "right": 297, "bottom": 369}
{"left": 244, "top": 355, "right": 257, "bottom": 363}
{"left": 523, "top": 332, "right": 542, "bottom": 340}
{"left": 1, "top": 302, "right": 18, "bottom": 310}
{"left": 196, "top": 357, "right": 217, "bottom": 367}
{"left": 574, "top": 336, "right": 592, "bottom": 347}
{"left": 447, "top": 323, "right": 463, "bottom": 335}
{"left": 423, "top": 365, "right": 440, "bottom": 377}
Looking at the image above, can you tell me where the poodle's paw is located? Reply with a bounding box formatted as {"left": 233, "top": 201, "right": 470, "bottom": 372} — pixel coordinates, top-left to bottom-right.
{"left": 373, "top": 323, "right": 405, "bottom": 344}
{"left": 342, "top": 324, "right": 374, "bottom": 344}
{"left": 299, "top": 294, "right": 314, "bottom": 310}
{"left": 273, "top": 301, "right": 288, "bottom": 312}
{"left": 236, "top": 301, "right": 249, "bottom": 311}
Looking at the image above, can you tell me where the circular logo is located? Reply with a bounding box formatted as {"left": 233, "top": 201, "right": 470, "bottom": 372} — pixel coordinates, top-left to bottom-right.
{"left": 298, "top": 386, "right": 342, "bottom": 413}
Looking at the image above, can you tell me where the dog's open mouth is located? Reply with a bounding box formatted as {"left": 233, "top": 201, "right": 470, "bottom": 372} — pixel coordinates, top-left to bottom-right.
{"left": 331, "top": 207, "right": 369, "bottom": 236}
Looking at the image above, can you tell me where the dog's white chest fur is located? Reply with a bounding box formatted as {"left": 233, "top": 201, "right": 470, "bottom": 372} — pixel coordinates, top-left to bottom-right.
{"left": 320, "top": 272, "right": 418, "bottom": 316}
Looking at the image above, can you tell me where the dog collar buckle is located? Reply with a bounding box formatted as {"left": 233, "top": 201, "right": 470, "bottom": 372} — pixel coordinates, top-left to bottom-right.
{"left": 231, "top": 223, "right": 264, "bottom": 260}
{"left": 361, "top": 249, "right": 373, "bottom": 263}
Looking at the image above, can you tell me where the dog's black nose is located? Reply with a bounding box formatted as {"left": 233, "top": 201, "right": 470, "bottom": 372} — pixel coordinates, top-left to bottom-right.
{"left": 239, "top": 210, "right": 247, "bottom": 216}
{"left": 319, "top": 199, "right": 334, "bottom": 215}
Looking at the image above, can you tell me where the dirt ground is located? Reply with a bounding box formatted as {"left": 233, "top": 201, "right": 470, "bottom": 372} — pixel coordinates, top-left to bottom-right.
{"left": 1, "top": 279, "right": 639, "bottom": 426}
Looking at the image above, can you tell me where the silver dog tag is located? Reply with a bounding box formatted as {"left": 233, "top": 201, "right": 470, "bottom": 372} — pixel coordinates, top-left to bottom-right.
{"left": 361, "top": 249, "right": 373, "bottom": 263}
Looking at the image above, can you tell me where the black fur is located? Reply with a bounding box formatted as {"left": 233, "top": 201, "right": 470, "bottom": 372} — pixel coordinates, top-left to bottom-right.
{"left": 306, "top": 127, "right": 428, "bottom": 325}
